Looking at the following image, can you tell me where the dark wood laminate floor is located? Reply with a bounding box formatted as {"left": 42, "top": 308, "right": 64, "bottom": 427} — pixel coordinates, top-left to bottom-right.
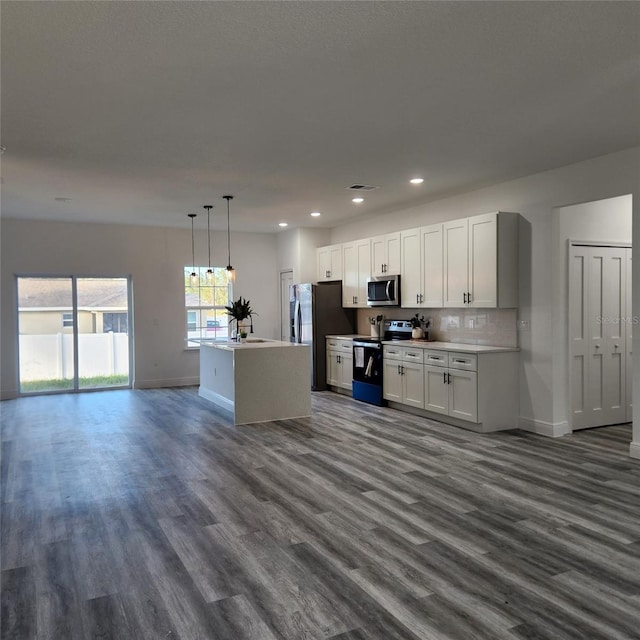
{"left": 1, "top": 388, "right": 639, "bottom": 640}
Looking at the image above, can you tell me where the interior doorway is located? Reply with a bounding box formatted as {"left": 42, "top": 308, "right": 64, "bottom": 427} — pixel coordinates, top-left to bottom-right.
{"left": 17, "top": 276, "right": 133, "bottom": 394}
{"left": 280, "top": 270, "right": 293, "bottom": 342}
{"left": 569, "top": 244, "right": 632, "bottom": 429}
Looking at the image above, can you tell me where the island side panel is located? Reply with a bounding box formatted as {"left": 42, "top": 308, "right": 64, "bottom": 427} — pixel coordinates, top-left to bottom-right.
{"left": 199, "top": 345, "right": 235, "bottom": 413}
{"left": 234, "top": 345, "right": 311, "bottom": 425}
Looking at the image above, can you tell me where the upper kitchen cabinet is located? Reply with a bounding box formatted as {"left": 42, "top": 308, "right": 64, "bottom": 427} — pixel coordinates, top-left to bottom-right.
{"left": 342, "top": 238, "right": 371, "bottom": 307}
{"left": 443, "top": 212, "right": 519, "bottom": 308}
{"left": 371, "top": 232, "right": 401, "bottom": 277}
{"left": 401, "top": 223, "right": 443, "bottom": 308}
{"left": 316, "top": 244, "right": 343, "bottom": 282}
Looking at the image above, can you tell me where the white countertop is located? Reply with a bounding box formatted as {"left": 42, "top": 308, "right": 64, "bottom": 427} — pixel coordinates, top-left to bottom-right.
{"left": 382, "top": 340, "right": 519, "bottom": 353}
{"left": 197, "top": 338, "right": 303, "bottom": 351}
{"left": 326, "top": 334, "right": 372, "bottom": 340}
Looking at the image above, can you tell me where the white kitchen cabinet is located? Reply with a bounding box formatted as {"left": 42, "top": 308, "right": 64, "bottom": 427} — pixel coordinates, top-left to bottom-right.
{"left": 371, "top": 232, "right": 401, "bottom": 277}
{"left": 443, "top": 212, "right": 518, "bottom": 308}
{"left": 383, "top": 343, "right": 518, "bottom": 432}
{"left": 342, "top": 238, "right": 371, "bottom": 307}
{"left": 317, "top": 244, "right": 343, "bottom": 282}
{"left": 326, "top": 338, "right": 353, "bottom": 391}
{"left": 401, "top": 224, "right": 443, "bottom": 308}
{"left": 423, "top": 351, "right": 477, "bottom": 422}
{"left": 382, "top": 345, "right": 424, "bottom": 408}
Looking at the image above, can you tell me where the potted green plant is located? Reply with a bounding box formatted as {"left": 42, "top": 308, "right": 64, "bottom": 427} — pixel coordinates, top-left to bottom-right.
{"left": 410, "top": 313, "right": 425, "bottom": 339}
{"left": 225, "top": 296, "right": 256, "bottom": 339}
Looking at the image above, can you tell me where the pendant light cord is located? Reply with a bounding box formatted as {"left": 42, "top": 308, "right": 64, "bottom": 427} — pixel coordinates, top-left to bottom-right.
{"left": 188, "top": 213, "right": 197, "bottom": 275}
{"left": 224, "top": 195, "right": 233, "bottom": 269}
{"left": 204, "top": 206, "right": 213, "bottom": 270}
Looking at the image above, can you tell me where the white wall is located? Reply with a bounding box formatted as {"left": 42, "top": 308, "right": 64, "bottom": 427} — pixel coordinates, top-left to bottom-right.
{"left": 277, "top": 227, "right": 331, "bottom": 284}
{"left": 326, "top": 147, "right": 640, "bottom": 448}
{"left": 0, "top": 219, "right": 279, "bottom": 397}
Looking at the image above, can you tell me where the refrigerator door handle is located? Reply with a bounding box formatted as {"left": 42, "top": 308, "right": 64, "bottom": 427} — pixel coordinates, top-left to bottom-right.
{"left": 294, "top": 299, "right": 302, "bottom": 343}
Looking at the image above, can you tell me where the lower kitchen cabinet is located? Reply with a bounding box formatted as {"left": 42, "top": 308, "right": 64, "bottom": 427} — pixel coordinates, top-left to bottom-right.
{"left": 385, "top": 344, "right": 518, "bottom": 432}
{"left": 425, "top": 365, "right": 478, "bottom": 422}
{"left": 383, "top": 346, "right": 425, "bottom": 409}
{"left": 326, "top": 338, "right": 353, "bottom": 391}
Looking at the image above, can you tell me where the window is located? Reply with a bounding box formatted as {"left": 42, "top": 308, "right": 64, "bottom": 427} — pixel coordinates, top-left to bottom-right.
{"left": 185, "top": 267, "right": 232, "bottom": 347}
{"left": 62, "top": 312, "right": 74, "bottom": 328}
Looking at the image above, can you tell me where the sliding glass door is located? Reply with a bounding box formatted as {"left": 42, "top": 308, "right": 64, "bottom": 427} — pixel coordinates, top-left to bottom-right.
{"left": 17, "top": 276, "right": 132, "bottom": 394}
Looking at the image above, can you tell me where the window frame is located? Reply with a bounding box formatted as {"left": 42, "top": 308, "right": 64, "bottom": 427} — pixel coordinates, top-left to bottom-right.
{"left": 184, "top": 267, "right": 232, "bottom": 348}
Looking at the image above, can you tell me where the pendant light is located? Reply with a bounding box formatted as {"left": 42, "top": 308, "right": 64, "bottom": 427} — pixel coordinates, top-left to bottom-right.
{"left": 188, "top": 213, "right": 198, "bottom": 285}
{"left": 223, "top": 195, "right": 235, "bottom": 282}
{"left": 204, "top": 205, "right": 214, "bottom": 283}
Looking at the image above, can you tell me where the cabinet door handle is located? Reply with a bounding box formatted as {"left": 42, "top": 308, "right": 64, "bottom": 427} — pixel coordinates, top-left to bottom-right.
{"left": 401, "top": 365, "right": 404, "bottom": 375}
{"left": 416, "top": 294, "right": 419, "bottom": 304}
{"left": 443, "top": 372, "right": 447, "bottom": 384}
{"left": 420, "top": 294, "right": 424, "bottom": 303}
{"left": 447, "top": 373, "right": 451, "bottom": 384}
{"left": 467, "top": 291, "right": 471, "bottom": 304}
{"left": 397, "top": 365, "right": 401, "bottom": 375}
{"left": 463, "top": 292, "right": 467, "bottom": 304}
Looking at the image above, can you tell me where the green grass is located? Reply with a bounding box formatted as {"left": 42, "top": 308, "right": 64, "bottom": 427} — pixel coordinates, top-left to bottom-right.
{"left": 21, "top": 374, "right": 129, "bottom": 393}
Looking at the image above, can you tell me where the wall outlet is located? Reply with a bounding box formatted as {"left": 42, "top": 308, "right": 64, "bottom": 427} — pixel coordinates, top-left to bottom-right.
{"left": 518, "top": 319, "right": 530, "bottom": 330}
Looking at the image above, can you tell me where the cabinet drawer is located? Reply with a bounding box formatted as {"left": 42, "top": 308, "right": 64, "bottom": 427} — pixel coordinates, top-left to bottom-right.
{"left": 402, "top": 348, "right": 424, "bottom": 364}
{"left": 340, "top": 341, "right": 353, "bottom": 352}
{"left": 424, "top": 351, "right": 448, "bottom": 367}
{"left": 448, "top": 353, "right": 477, "bottom": 371}
{"left": 326, "top": 339, "right": 340, "bottom": 349}
{"left": 383, "top": 346, "right": 403, "bottom": 361}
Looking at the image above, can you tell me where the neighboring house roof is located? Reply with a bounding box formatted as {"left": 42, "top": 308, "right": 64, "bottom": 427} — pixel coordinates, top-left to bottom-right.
{"left": 18, "top": 278, "right": 128, "bottom": 309}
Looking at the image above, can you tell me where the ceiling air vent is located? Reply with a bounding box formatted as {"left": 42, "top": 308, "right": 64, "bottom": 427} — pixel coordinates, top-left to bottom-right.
{"left": 346, "top": 184, "right": 379, "bottom": 191}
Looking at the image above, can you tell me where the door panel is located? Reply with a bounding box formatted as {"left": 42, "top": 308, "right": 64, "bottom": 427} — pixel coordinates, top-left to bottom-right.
{"left": 626, "top": 249, "right": 633, "bottom": 421}
{"left": 424, "top": 365, "right": 448, "bottom": 415}
{"left": 401, "top": 229, "right": 422, "bottom": 307}
{"left": 449, "top": 369, "right": 478, "bottom": 422}
{"left": 76, "top": 278, "right": 130, "bottom": 389}
{"left": 422, "top": 224, "right": 443, "bottom": 307}
{"left": 383, "top": 361, "right": 402, "bottom": 402}
{"left": 443, "top": 219, "right": 468, "bottom": 307}
{"left": 402, "top": 361, "right": 424, "bottom": 409}
{"left": 18, "top": 277, "right": 75, "bottom": 393}
{"left": 570, "top": 245, "right": 629, "bottom": 430}
{"left": 468, "top": 213, "right": 497, "bottom": 307}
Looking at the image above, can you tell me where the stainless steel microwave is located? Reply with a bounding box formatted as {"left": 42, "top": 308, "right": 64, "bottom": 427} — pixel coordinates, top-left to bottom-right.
{"left": 367, "top": 275, "right": 400, "bottom": 307}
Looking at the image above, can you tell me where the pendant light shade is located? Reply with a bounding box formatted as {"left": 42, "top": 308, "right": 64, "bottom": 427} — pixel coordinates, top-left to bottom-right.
{"left": 204, "top": 205, "right": 214, "bottom": 283}
{"left": 188, "top": 213, "right": 198, "bottom": 285}
{"left": 223, "top": 195, "right": 235, "bottom": 282}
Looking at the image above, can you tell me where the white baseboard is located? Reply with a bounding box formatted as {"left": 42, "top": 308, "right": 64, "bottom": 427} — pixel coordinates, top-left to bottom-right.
{"left": 519, "top": 417, "right": 571, "bottom": 438}
{"left": 198, "top": 386, "right": 234, "bottom": 414}
{"left": 134, "top": 376, "right": 199, "bottom": 390}
{"left": 630, "top": 442, "right": 640, "bottom": 460}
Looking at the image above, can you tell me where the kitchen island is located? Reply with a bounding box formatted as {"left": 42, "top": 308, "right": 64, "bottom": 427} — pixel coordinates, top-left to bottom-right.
{"left": 198, "top": 339, "right": 311, "bottom": 425}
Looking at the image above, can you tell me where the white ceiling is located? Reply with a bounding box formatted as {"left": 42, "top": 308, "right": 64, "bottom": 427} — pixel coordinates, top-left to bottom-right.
{"left": 2, "top": 1, "right": 639, "bottom": 233}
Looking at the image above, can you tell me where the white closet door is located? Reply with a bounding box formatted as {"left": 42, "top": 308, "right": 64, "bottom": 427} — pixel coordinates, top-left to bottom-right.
{"left": 570, "top": 245, "right": 628, "bottom": 430}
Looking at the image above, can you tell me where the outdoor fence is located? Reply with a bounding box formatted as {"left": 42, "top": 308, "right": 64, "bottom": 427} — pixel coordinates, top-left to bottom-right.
{"left": 19, "top": 333, "right": 129, "bottom": 381}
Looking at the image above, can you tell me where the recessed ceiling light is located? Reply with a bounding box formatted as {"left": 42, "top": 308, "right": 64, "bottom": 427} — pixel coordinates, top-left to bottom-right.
{"left": 278, "top": 222, "right": 288, "bottom": 227}
{"left": 352, "top": 197, "right": 364, "bottom": 204}
{"left": 54, "top": 197, "right": 72, "bottom": 202}
{"left": 310, "top": 212, "right": 321, "bottom": 217}
{"left": 410, "top": 178, "right": 424, "bottom": 184}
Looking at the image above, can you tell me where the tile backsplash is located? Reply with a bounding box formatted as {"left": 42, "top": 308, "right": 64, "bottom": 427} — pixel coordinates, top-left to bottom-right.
{"left": 358, "top": 307, "right": 518, "bottom": 348}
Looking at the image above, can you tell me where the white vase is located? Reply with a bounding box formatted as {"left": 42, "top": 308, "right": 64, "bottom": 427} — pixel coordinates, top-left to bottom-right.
{"left": 411, "top": 327, "right": 423, "bottom": 340}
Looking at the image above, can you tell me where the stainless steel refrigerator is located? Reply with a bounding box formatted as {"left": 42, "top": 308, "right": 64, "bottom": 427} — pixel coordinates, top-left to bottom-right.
{"left": 290, "top": 282, "right": 356, "bottom": 390}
